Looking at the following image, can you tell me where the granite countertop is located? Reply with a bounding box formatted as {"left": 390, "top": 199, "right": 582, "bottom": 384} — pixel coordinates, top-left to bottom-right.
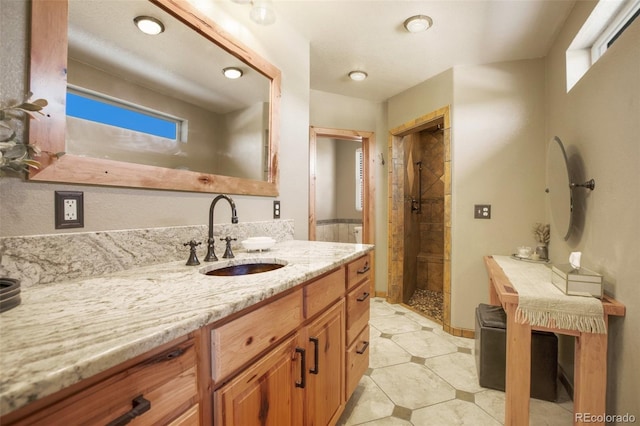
{"left": 0, "top": 240, "right": 373, "bottom": 416}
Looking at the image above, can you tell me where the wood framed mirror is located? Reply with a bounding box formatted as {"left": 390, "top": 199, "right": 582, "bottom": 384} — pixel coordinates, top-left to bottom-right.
{"left": 28, "top": 0, "right": 280, "bottom": 196}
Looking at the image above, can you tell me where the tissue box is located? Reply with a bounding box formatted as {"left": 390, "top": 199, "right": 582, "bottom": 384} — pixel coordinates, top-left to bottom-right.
{"left": 551, "top": 264, "right": 603, "bottom": 298}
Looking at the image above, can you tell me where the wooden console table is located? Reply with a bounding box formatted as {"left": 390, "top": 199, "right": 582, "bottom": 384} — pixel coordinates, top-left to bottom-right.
{"left": 483, "top": 256, "right": 625, "bottom": 426}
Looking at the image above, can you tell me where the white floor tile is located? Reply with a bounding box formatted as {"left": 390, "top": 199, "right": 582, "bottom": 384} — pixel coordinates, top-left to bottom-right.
{"left": 370, "top": 363, "right": 456, "bottom": 409}
{"left": 339, "top": 299, "right": 573, "bottom": 426}
{"left": 411, "top": 399, "right": 502, "bottom": 426}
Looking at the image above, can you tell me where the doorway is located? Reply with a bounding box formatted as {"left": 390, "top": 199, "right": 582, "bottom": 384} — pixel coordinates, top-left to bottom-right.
{"left": 387, "top": 107, "right": 452, "bottom": 331}
{"left": 309, "top": 127, "right": 375, "bottom": 289}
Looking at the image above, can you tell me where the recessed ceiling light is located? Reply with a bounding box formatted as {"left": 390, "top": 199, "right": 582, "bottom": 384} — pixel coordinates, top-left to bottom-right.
{"left": 348, "top": 71, "right": 368, "bottom": 81}
{"left": 403, "top": 15, "right": 433, "bottom": 33}
{"left": 133, "top": 16, "right": 165, "bottom": 35}
{"left": 223, "top": 67, "right": 243, "bottom": 79}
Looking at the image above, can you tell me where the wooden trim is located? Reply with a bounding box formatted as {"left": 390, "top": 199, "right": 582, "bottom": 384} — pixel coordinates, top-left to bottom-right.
{"left": 442, "top": 324, "right": 475, "bottom": 339}
{"left": 387, "top": 106, "right": 452, "bottom": 333}
{"left": 308, "top": 127, "right": 376, "bottom": 294}
{"left": 29, "top": 0, "right": 280, "bottom": 196}
{"left": 193, "top": 328, "right": 213, "bottom": 425}
{"left": 309, "top": 127, "right": 318, "bottom": 241}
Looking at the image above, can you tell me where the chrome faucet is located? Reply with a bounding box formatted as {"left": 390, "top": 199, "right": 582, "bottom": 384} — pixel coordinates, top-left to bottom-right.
{"left": 204, "top": 194, "right": 238, "bottom": 261}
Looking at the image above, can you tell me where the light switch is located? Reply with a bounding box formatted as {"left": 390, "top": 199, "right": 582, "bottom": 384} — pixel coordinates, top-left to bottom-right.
{"left": 273, "top": 200, "right": 281, "bottom": 219}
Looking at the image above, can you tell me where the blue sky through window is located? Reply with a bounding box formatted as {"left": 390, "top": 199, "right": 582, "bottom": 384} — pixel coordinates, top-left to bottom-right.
{"left": 66, "top": 92, "right": 177, "bottom": 139}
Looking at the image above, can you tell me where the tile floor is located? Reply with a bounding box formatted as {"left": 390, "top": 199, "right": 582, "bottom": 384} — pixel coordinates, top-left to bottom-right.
{"left": 337, "top": 298, "right": 574, "bottom": 426}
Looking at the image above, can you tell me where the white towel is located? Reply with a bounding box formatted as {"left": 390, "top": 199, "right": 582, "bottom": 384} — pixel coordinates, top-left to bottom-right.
{"left": 493, "top": 255, "right": 606, "bottom": 334}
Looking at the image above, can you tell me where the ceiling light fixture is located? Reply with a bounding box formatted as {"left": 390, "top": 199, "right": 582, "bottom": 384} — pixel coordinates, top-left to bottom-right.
{"left": 348, "top": 70, "right": 368, "bottom": 81}
{"left": 133, "top": 16, "right": 165, "bottom": 35}
{"left": 403, "top": 15, "right": 433, "bottom": 33}
{"left": 250, "top": 0, "right": 276, "bottom": 25}
{"left": 223, "top": 67, "right": 243, "bottom": 79}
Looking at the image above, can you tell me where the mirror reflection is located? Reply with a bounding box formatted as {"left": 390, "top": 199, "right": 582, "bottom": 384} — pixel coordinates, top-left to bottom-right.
{"left": 67, "top": 0, "right": 271, "bottom": 180}
{"left": 546, "top": 136, "right": 572, "bottom": 241}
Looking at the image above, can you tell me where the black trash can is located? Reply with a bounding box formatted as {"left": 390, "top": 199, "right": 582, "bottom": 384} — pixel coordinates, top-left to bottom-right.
{"left": 474, "top": 303, "right": 558, "bottom": 401}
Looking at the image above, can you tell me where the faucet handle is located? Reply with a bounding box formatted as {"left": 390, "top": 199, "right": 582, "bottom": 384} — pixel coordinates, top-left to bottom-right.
{"left": 183, "top": 240, "right": 201, "bottom": 266}
{"left": 220, "top": 236, "right": 237, "bottom": 259}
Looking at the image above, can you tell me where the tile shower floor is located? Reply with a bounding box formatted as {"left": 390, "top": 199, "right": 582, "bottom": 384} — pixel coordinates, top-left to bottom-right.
{"left": 337, "top": 298, "right": 574, "bottom": 426}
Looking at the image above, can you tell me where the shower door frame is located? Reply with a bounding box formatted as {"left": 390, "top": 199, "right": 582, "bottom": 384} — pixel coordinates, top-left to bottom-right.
{"left": 388, "top": 106, "right": 453, "bottom": 332}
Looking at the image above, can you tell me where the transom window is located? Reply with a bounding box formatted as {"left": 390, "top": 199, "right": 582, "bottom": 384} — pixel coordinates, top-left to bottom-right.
{"left": 566, "top": 0, "right": 639, "bottom": 91}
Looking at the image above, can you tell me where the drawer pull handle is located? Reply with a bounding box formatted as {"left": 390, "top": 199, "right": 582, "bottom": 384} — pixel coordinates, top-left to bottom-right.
{"left": 309, "top": 337, "right": 319, "bottom": 375}
{"left": 357, "top": 292, "right": 370, "bottom": 302}
{"left": 356, "top": 341, "right": 370, "bottom": 355}
{"left": 106, "top": 395, "right": 151, "bottom": 426}
{"left": 357, "top": 262, "right": 370, "bottom": 274}
{"left": 164, "top": 348, "right": 184, "bottom": 360}
{"left": 295, "top": 347, "right": 306, "bottom": 388}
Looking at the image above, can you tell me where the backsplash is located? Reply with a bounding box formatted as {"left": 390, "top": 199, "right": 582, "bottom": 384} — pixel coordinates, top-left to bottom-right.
{"left": 0, "top": 220, "right": 294, "bottom": 288}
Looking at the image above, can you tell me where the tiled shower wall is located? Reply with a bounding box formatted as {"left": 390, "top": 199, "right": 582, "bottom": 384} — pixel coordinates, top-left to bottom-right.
{"left": 404, "top": 128, "right": 445, "bottom": 301}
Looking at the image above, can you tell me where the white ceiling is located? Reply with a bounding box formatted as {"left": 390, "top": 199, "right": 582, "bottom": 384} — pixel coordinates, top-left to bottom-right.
{"left": 272, "top": 0, "right": 577, "bottom": 101}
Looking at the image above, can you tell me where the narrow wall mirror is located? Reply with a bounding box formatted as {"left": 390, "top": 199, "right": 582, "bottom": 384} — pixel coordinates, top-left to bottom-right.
{"left": 546, "top": 136, "right": 596, "bottom": 241}
{"left": 29, "top": 0, "right": 281, "bottom": 196}
{"left": 546, "top": 136, "right": 573, "bottom": 240}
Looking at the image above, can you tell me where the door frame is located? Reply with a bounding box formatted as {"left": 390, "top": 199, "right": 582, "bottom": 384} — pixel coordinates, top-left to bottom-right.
{"left": 309, "top": 126, "right": 375, "bottom": 287}
{"left": 388, "top": 106, "right": 452, "bottom": 331}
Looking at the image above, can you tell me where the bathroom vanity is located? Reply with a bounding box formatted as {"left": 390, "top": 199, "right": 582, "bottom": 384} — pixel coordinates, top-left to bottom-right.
{"left": 0, "top": 241, "right": 373, "bottom": 425}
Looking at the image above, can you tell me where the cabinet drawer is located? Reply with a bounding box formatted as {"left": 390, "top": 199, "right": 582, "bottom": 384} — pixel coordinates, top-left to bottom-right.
{"left": 13, "top": 340, "right": 198, "bottom": 426}
{"left": 211, "top": 289, "right": 303, "bottom": 382}
{"left": 304, "top": 268, "right": 345, "bottom": 319}
{"left": 169, "top": 403, "right": 199, "bottom": 426}
{"left": 346, "top": 325, "right": 370, "bottom": 399}
{"left": 347, "top": 254, "right": 371, "bottom": 290}
{"left": 346, "top": 279, "right": 371, "bottom": 344}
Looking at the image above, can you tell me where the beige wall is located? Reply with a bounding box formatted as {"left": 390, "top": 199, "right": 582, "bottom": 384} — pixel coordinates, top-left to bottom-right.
{"left": 387, "top": 68, "right": 454, "bottom": 129}
{"left": 545, "top": 2, "right": 640, "bottom": 416}
{"left": 0, "top": 0, "right": 310, "bottom": 240}
{"left": 335, "top": 140, "right": 361, "bottom": 220}
{"left": 315, "top": 138, "right": 337, "bottom": 220}
{"left": 315, "top": 138, "right": 361, "bottom": 221}
{"left": 451, "top": 59, "right": 546, "bottom": 328}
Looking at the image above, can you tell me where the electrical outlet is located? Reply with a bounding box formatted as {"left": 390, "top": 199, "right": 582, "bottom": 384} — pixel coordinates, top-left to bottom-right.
{"left": 474, "top": 204, "right": 491, "bottom": 219}
{"left": 55, "top": 191, "right": 84, "bottom": 229}
{"left": 273, "top": 200, "right": 281, "bottom": 219}
{"left": 64, "top": 199, "right": 78, "bottom": 221}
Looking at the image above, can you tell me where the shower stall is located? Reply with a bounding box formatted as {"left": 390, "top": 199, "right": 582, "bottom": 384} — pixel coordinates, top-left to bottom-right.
{"left": 398, "top": 125, "right": 445, "bottom": 322}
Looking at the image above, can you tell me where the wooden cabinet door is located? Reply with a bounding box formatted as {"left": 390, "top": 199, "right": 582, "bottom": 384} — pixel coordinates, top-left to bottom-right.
{"left": 214, "top": 335, "right": 305, "bottom": 426}
{"left": 305, "top": 300, "right": 345, "bottom": 426}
